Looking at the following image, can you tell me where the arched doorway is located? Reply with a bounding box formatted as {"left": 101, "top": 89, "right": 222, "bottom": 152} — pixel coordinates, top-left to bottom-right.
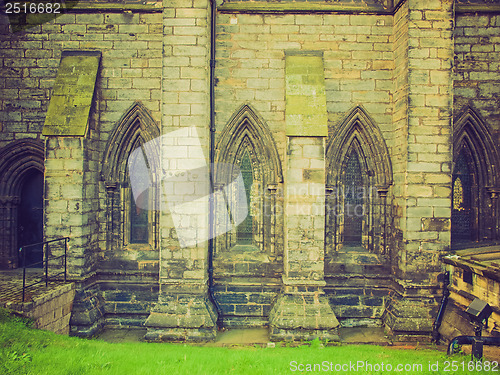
{"left": 17, "top": 170, "right": 44, "bottom": 267}
{"left": 0, "top": 139, "right": 44, "bottom": 269}
{"left": 452, "top": 107, "right": 500, "bottom": 246}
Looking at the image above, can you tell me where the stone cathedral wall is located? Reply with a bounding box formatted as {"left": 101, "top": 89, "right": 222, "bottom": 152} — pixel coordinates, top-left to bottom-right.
{"left": 0, "top": 1, "right": 164, "bottom": 332}
{"left": 0, "top": 0, "right": 498, "bottom": 338}
{"left": 213, "top": 10, "right": 395, "bottom": 327}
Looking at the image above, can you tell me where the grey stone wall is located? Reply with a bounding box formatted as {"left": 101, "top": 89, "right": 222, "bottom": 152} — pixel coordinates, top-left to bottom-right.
{"left": 5, "top": 283, "right": 75, "bottom": 335}
{"left": 215, "top": 12, "right": 395, "bottom": 168}
{"left": 0, "top": 6, "right": 163, "bottom": 148}
{"left": 391, "top": 0, "right": 409, "bottom": 279}
{"left": 0, "top": 0, "right": 499, "bottom": 340}
{"left": 0, "top": 3, "right": 163, "bottom": 333}
{"left": 383, "top": 0, "right": 455, "bottom": 340}
{"left": 454, "top": 13, "right": 500, "bottom": 142}
{"left": 144, "top": 0, "right": 218, "bottom": 342}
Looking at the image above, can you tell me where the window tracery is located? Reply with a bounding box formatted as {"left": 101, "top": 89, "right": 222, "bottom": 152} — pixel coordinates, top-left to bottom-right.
{"left": 452, "top": 177, "right": 464, "bottom": 211}
{"left": 215, "top": 104, "right": 283, "bottom": 256}
{"left": 325, "top": 106, "right": 392, "bottom": 257}
{"left": 102, "top": 102, "right": 160, "bottom": 254}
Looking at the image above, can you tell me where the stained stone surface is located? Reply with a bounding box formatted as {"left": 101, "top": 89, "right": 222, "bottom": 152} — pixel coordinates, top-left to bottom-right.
{"left": 0, "top": 0, "right": 499, "bottom": 343}
{"left": 285, "top": 53, "right": 328, "bottom": 137}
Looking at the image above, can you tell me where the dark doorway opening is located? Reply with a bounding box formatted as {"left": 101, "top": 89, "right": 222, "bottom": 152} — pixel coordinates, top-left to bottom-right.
{"left": 17, "top": 170, "right": 43, "bottom": 267}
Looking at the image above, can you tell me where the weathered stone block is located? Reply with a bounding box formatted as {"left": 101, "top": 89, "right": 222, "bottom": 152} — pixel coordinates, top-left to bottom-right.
{"left": 421, "top": 217, "right": 450, "bottom": 232}
{"left": 145, "top": 292, "right": 217, "bottom": 342}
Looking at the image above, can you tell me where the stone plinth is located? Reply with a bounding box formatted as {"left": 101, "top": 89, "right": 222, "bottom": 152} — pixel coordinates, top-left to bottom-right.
{"left": 269, "top": 281, "right": 340, "bottom": 342}
{"left": 145, "top": 283, "right": 217, "bottom": 342}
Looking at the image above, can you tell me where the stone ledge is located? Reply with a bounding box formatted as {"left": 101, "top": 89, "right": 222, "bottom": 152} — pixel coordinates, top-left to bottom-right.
{"left": 63, "top": 1, "right": 162, "bottom": 13}
{"left": 382, "top": 293, "right": 440, "bottom": 341}
{"left": 270, "top": 327, "right": 340, "bottom": 342}
{"left": 456, "top": 4, "right": 500, "bottom": 13}
{"left": 144, "top": 327, "right": 217, "bottom": 343}
{"left": 219, "top": 2, "right": 391, "bottom": 14}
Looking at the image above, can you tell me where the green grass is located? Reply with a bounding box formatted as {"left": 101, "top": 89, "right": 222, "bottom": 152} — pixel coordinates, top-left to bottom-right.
{"left": 0, "top": 308, "right": 497, "bottom": 375}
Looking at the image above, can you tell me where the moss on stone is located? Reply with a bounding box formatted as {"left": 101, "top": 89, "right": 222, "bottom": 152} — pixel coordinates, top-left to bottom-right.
{"left": 42, "top": 52, "right": 100, "bottom": 137}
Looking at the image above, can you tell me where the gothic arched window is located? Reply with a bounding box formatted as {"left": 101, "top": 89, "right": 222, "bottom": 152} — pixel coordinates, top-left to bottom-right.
{"left": 127, "top": 140, "right": 151, "bottom": 244}
{"left": 451, "top": 149, "right": 473, "bottom": 243}
{"left": 452, "top": 177, "right": 464, "bottom": 211}
{"left": 102, "top": 102, "right": 160, "bottom": 261}
{"left": 326, "top": 106, "right": 392, "bottom": 258}
{"left": 236, "top": 151, "right": 254, "bottom": 245}
{"left": 215, "top": 104, "right": 283, "bottom": 256}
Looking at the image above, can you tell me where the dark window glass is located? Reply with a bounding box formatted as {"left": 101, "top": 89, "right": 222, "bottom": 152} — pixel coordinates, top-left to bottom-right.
{"left": 237, "top": 152, "right": 253, "bottom": 244}
{"left": 463, "top": 269, "right": 473, "bottom": 285}
{"left": 343, "top": 149, "right": 363, "bottom": 245}
{"left": 128, "top": 147, "right": 149, "bottom": 244}
{"left": 130, "top": 189, "right": 149, "bottom": 243}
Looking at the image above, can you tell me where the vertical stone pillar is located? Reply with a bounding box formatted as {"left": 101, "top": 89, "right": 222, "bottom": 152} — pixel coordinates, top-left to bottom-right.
{"left": 41, "top": 51, "right": 102, "bottom": 337}
{"left": 269, "top": 137, "right": 339, "bottom": 341}
{"left": 45, "top": 138, "right": 93, "bottom": 277}
{"left": 269, "top": 52, "right": 339, "bottom": 341}
{"left": 44, "top": 136, "right": 102, "bottom": 337}
{"left": 144, "top": 0, "right": 217, "bottom": 342}
{"left": 384, "top": 0, "right": 454, "bottom": 340}
{"left": 0, "top": 197, "right": 19, "bottom": 268}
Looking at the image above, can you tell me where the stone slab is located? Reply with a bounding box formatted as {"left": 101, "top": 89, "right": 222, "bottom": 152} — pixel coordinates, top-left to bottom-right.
{"left": 285, "top": 52, "right": 328, "bottom": 137}
{"left": 42, "top": 51, "right": 101, "bottom": 136}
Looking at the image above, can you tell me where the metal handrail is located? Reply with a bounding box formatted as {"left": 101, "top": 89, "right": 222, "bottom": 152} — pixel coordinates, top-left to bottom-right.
{"left": 19, "top": 237, "right": 70, "bottom": 302}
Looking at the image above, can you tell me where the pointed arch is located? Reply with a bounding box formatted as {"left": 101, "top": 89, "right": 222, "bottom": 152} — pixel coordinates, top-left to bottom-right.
{"left": 101, "top": 101, "right": 159, "bottom": 254}
{"left": 452, "top": 106, "right": 500, "bottom": 244}
{"left": 0, "top": 139, "right": 44, "bottom": 268}
{"left": 453, "top": 106, "right": 499, "bottom": 189}
{"left": 102, "top": 101, "right": 160, "bottom": 184}
{"left": 215, "top": 104, "right": 282, "bottom": 185}
{"left": 326, "top": 106, "right": 392, "bottom": 189}
{"left": 325, "top": 106, "right": 392, "bottom": 257}
{"left": 212, "top": 104, "right": 284, "bottom": 328}
{"left": 0, "top": 139, "right": 44, "bottom": 197}
{"left": 214, "top": 104, "right": 283, "bottom": 257}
